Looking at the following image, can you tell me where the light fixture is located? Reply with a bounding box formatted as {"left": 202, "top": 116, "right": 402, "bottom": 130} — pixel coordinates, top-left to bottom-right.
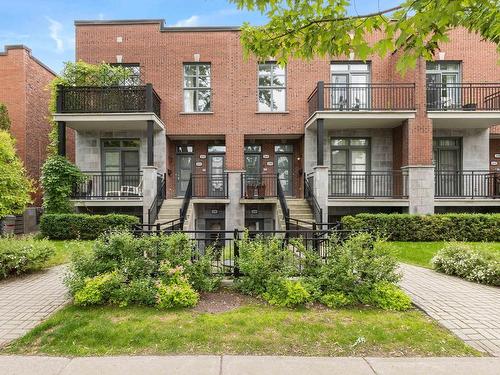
{"left": 116, "top": 55, "right": 123, "bottom": 63}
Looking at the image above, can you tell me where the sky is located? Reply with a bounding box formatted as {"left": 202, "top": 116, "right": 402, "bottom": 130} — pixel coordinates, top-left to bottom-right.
{"left": 0, "top": 0, "right": 402, "bottom": 73}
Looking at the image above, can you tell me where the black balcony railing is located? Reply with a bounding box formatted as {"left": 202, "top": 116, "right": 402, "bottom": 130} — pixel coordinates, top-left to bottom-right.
{"left": 57, "top": 84, "right": 161, "bottom": 117}
{"left": 192, "top": 173, "right": 228, "bottom": 198}
{"left": 72, "top": 171, "right": 143, "bottom": 199}
{"left": 329, "top": 170, "right": 408, "bottom": 198}
{"left": 308, "top": 82, "right": 416, "bottom": 116}
{"left": 426, "top": 83, "right": 500, "bottom": 111}
{"left": 241, "top": 173, "right": 278, "bottom": 198}
{"left": 435, "top": 170, "right": 500, "bottom": 198}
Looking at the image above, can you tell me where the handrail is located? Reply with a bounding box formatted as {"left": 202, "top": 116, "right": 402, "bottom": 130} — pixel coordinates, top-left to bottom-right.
{"left": 179, "top": 175, "right": 193, "bottom": 228}
{"left": 276, "top": 174, "right": 290, "bottom": 231}
{"left": 304, "top": 173, "right": 323, "bottom": 224}
{"left": 148, "top": 173, "right": 166, "bottom": 224}
{"left": 426, "top": 83, "right": 500, "bottom": 111}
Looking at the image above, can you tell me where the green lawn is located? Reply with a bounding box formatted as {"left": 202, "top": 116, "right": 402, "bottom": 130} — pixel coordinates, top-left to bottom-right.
{"left": 4, "top": 302, "right": 479, "bottom": 357}
{"left": 44, "top": 240, "right": 94, "bottom": 268}
{"left": 378, "top": 241, "right": 500, "bottom": 268}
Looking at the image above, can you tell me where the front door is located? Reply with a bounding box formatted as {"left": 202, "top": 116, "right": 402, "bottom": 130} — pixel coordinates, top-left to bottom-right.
{"left": 275, "top": 145, "right": 293, "bottom": 196}
{"left": 176, "top": 154, "right": 193, "bottom": 197}
{"left": 330, "top": 138, "right": 369, "bottom": 196}
{"left": 434, "top": 138, "right": 461, "bottom": 196}
{"left": 101, "top": 140, "right": 140, "bottom": 196}
{"left": 208, "top": 154, "right": 225, "bottom": 197}
{"left": 244, "top": 146, "right": 262, "bottom": 197}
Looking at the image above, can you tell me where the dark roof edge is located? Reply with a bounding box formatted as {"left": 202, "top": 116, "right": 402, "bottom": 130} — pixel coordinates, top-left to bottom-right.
{"left": 0, "top": 45, "right": 57, "bottom": 76}
{"left": 74, "top": 19, "right": 241, "bottom": 32}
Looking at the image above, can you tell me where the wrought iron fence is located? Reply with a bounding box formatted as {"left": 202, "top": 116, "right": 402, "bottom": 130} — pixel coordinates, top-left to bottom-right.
{"left": 435, "top": 170, "right": 500, "bottom": 198}
{"left": 148, "top": 173, "right": 166, "bottom": 224}
{"left": 304, "top": 173, "right": 322, "bottom": 223}
{"left": 72, "top": 171, "right": 143, "bottom": 199}
{"left": 308, "top": 82, "right": 416, "bottom": 116}
{"left": 58, "top": 84, "right": 161, "bottom": 117}
{"left": 241, "top": 173, "right": 278, "bottom": 198}
{"left": 426, "top": 83, "right": 500, "bottom": 111}
{"left": 329, "top": 170, "right": 408, "bottom": 198}
{"left": 192, "top": 173, "right": 228, "bottom": 198}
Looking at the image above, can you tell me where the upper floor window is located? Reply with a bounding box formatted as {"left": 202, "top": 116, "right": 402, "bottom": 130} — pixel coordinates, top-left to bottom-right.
{"left": 112, "top": 63, "right": 141, "bottom": 86}
{"left": 426, "top": 62, "right": 461, "bottom": 85}
{"left": 184, "top": 63, "right": 211, "bottom": 112}
{"left": 426, "top": 62, "right": 461, "bottom": 109}
{"left": 258, "top": 63, "right": 286, "bottom": 112}
{"left": 330, "top": 62, "right": 371, "bottom": 109}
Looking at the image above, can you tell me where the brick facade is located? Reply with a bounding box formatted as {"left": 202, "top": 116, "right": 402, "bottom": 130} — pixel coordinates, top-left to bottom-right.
{"left": 0, "top": 45, "right": 75, "bottom": 205}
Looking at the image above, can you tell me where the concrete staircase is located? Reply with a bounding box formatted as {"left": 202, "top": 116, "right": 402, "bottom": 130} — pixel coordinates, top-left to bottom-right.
{"left": 277, "top": 198, "right": 315, "bottom": 229}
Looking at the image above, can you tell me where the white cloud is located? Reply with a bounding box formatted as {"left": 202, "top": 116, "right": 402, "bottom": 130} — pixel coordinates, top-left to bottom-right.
{"left": 173, "top": 15, "right": 201, "bottom": 27}
{"left": 46, "top": 17, "right": 64, "bottom": 53}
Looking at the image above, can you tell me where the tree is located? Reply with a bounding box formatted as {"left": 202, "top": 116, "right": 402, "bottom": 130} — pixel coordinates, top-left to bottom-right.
{"left": 0, "top": 130, "right": 33, "bottom": 217}
{"left": 0, "top": 103, "right": 10, "bottom": 131}
{"left": 231, "top": 0, "right": 499, "bottom": 71}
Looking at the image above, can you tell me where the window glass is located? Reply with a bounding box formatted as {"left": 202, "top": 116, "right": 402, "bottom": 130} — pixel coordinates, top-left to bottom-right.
{"left": 331, "top": 138, "right": 348, "bottom": 146}
{"left": 121, "top": 140, "right": 141, "bottom": 148}
{"left": 183, "top": 63, "right": 212, "bottom": 112}
{"left": 275, "top": 144, "right": 293, "bottom": 153}
{"left": 350, "top": 139, "right": 368, "bottom": 146}
{"left": 245, "top": 145, "right": 262, "bottom": 153}
{"left": 208, "top": 145, "right": 226, "bottom": 153}
{"left": 176, "top": 145, "right": 194, "bottom": 153}
{"left": 112, "top": 64, "right": 141, "bottom": 86}
{"left": 102, "top": 140, "right": 121, "bottom": 148}
{"left": 258, "top": 63, "right": 286, "bottom": 112}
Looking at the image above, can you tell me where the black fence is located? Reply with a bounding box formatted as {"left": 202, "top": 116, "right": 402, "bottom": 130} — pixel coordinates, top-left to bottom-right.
{"left": 241, "top": 173, "right": 278, "bottom": 198}
{"left": 308, "top": 81, "right": 416, "bottom": 116}
{"left": 329, "top": 170, "right": 408, "bottom": 198}
{"left": 148, "top": 173, "right": 166, "bottom": 224}
{"left": 58, "top": 84, "right": 161, "bottom": 117}
{"left": 435, "top": 171, "right": 500, "bottom": 198}
{"left": 191, "top": 173, "right": 228, "bottom": 198}
{"left": 426, "top": 83, "right": 500, "bottom": 111}
{"left": 304, "top": 173, "right": 322, "bottom": 223}
{"left": 72, "top": 171, "right": 143, "bottom": 199}
{"left": 133, "top": 228, "right": 366, "bottom": 276}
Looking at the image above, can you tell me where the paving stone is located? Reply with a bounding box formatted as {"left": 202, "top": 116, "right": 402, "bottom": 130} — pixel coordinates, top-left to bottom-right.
{"left": 0, "top": 266, "right": 69, "bottom": 348}
{"left": 399, "top": 264, "right": 500, "bottom": 357}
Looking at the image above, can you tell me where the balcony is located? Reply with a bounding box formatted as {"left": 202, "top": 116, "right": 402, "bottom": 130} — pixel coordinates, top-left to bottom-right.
{"left": 328, "top": 170, "right": 409, "bottom": 199}
{"left": 192, "top": 173, "right": 228, "bottom": 199}
{"left": 426, "top": 83, "right": 500, "bottom": 111}
{"left": 435, "top": 170, "right": 500, "bottom": 199}
{"left": 241, "top": 173, "right": 278, "bottom": 199}
{"left": 71, "top": 171, "right": 143, "bottom": 203}
{"left": 308, "top": 82, "right": 416, "bottom": 117}
{"left": 57, "top": 84, "right": 161, "bottom": 117}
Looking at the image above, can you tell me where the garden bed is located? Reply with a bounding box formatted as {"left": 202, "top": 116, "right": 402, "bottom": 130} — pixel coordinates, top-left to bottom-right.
{"left": 4, "top": 288, "right": 480, "bottom": 357}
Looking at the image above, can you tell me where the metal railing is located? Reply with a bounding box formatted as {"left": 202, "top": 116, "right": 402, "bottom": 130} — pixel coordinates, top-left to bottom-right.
{"left": 179, "top": 176, "right": 193, "bottom": 229}
{"left": 57, "top": 84, "right": 161, "bottom": 117}
{"left": 241, "top": 173, "right": 278, "bottom": 198}
{"left": 435, "top": 170, "right": 500, "bottom": 198}
{"left": 426, "top": 83, "right": 500, "bottom": 111}
{"left": 148, "top": 173, "right": 166, "bottom": 224}
{"left": 191, "top": 173, "right": 228, "bottom": 198}
{"left": 308, "top": 81, "right": 416, "bottom": 116}
{"left": 277, "top": 176, "right": 290, "bottom": 231}
{"left": 72, "top": 171, "right": 143, "bottom": 199}
{"left": 329, "top": 170, "right": 408, "bottom": 198}
{"left": 304, "top": 173, "right": 323, "bottom": 224}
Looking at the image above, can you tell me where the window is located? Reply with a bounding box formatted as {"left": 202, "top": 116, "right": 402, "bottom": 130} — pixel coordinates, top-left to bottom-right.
{"left": 330, "top": 62, "right": 371, "bottom": 109}
{"left": 426, "top": 62, "right": 461, "bottom": 109}
{"left": 184, "top": 63, "right": 211, "bottom": 112}
{"left": 112, "top": 63, "right": 141, "bottom": 86}
{"left": 208, "top": 145, "right": 226, "bottom": 153}
{"left": 258, "top": 63, "right": 286, "bottom": 112}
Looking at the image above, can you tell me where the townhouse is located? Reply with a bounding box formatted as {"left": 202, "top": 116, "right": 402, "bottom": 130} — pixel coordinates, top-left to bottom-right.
{"left": 54, "top": 20, "right": 500, "bottom": 231}
{"left": 0, "top": 45, "right": 74, "bottom": 206}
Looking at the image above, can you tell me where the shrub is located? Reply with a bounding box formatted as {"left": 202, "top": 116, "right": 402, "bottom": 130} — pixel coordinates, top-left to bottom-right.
{"left": 235, "top": 234, "right": 298, "bottom": 295}
{"left": 263, "top": 276, "right": 312, "bottom": 307}
{"left": 365, "top": 282, "right": 412, "bottom": 311}
{"left": 156, "top": 262, "right": 199, "bottom": 309}
{"left": 74, "top": 271, "right": 124, "bottom": 306}
{"left": 0, "top": 237, "right": 55, "bottom": 279}
{"left": 40, "top": 213, "right": 139, "bottom": 240}
{"left": 66, "top": 231, "right": 217, "bottom": 308}
{"left": 431, "top": 243, "right": 500, "bottom": 286}
{"left": 341, "top": 213, "right": 500, "bottom": 242}
{"left": 320, "top": 292, "right": 356, "bottom": 308}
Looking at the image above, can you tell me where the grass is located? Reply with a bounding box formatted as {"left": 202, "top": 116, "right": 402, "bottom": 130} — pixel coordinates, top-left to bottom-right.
{"left": 44, "top": 240, "right": 94, "bottom": 268}
{"left": 4, "top": 302, "right": 480, "bottom": 357}
{"left": 378, "top": 242, "right": 500, "bottom": 268}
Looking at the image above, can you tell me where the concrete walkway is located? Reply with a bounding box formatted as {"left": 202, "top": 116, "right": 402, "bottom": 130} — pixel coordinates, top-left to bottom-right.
{"left": 0, "top": 266, "right": 69, "bottom": 347}
{"left": 399, "top": 263, "right": 500, "bottom": 356}
{"left": 0, "top": 355, "right": 499, "bottom": 375}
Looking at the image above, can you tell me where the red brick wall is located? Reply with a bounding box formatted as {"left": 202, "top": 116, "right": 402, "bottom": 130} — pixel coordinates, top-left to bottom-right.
{"left": 75, "top": 22, "right": 499, "bottom": 182}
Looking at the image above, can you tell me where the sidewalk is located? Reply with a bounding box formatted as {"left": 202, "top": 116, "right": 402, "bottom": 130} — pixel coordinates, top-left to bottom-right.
{"left": 0, "top": 355, "right": 499, "bottom": 375}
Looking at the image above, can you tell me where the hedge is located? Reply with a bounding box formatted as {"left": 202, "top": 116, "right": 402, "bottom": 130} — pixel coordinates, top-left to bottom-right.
{"left": 40, "top": 214, "right": 140, "bottom": 240}
{"left": 341, "top": 213, "right": 500, "bottom": 242}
